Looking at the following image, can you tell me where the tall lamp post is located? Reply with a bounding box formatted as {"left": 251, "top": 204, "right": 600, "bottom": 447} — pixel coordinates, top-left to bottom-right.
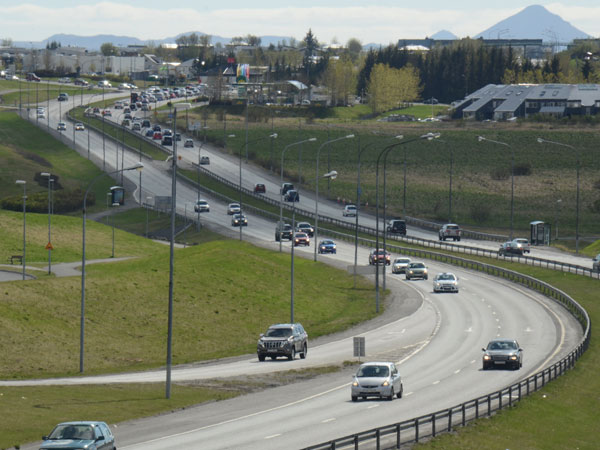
{"left": 478, "top": 136, "right": 515, "bottom": 240}
{"left": 313, "top": 134, "right": 354, "bottom": 262}
{"left": 80, "top": 162, "right": 143, "bottom": 373}
{"left": 40, "top": 172, "right": 53, "bottom": 274}
{"left": 537, "top": 137, "right": 580, "bottom": 253}
{"left": 238, "top": 133, "right": 277, "bottom": 241}
{"left": 279, "top": 138, "right": 317, "bottom": 252}
{"left": 374, "top": 133, "right": 439, "bottom": 312}
{"left": 15, "top": 180, "right": 27, "bottom": 280}
{"left": 146, "top": 196, "right": 153, "bottom": 238}
{"left": 166, "top": 103, "right": 191, "bottom": 399}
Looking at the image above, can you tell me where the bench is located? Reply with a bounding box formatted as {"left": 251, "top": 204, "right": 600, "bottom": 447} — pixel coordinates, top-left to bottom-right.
{"left": 8, "top": 255, "right": 23, "bottom": 265}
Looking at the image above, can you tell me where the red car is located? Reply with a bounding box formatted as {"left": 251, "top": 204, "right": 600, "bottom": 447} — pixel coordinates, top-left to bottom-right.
{"left": 254, "top": 183, "right": 266, "bottom": 194}
{"left": 293, "top": 232, "right": 310, "bottom": 247}
{"left": 369, "top": 249, "right": 391, "bottom": 265}
{"left": 102, "top": 109, "right": 112, "bottom": 117}
{"left": 153, "top": 131, "right": 163, "bottom": 140}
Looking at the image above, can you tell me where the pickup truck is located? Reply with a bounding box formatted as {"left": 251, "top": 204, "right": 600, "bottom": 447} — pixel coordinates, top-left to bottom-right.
{"left": 439, "top": 224, "right": 461, "bottom": 241}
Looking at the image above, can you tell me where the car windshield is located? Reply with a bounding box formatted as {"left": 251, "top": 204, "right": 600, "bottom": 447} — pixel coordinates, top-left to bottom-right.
{"left": 48, "top": 424, "right": 95, "bottom": 440}
{"left": 395, "top": 258, "right": 410, "bottom": 264}
{"left": 357, "top": 365, "right": 389, "bottom": 378}
{"left": 322, "top": 240, "right": 333, "bottom": 245}
{"left": 437, "top": 274, "right": 455, "bottom": 280}
{"left": 410, "top": 263, "right": 425, "bottom": 268}
{"left": 489, "top": 341, "right": 517, "bottom": 350}
{"left": 265, "top": 328, "right": 292, "bottom": 338}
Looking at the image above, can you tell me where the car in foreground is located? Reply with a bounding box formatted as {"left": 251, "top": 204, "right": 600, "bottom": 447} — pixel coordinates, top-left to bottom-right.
{"left": 391, "top": 257, "right": 411, "bottom": 274}
{"left": 194, "top": 200, "right": 210, "bottom": 213}
{"left": 254, "top": 183, "right": 266, "bottom": 194}
{"left": 368, "top": 249, "right": 391, "bottom": 265}
{"left": 343, "top": 204, "right": 357, "bottom": 217}
{"left": 57, "top": 122, "right": 67, "bottom": 131}
{"left": 351, "top": 361, "right": 403, "bottom": 402}
{"left": 498, "top": 241, "right": 523, "bottom": 256}
{"left": 200, "top": 156, "right": 210, "bottom": 165}
{"left": 75, "top": 122, "right": 85, "bottom": 131}
{"left": 284, "top": 189, "right": 300, "bottom": 202}
{"left": 295, "top": 221, "right": 314, "bottom": 237}
{"left": 511, "top": 238, "right": 531, "bottom": 254}
{"left": 39, "top": 421, "right": 116, "bottom": 450}
{"left": 227, "top": 203, "right": 241, "bottom": 215}
{"left": 405, "top": 262, "right": 428, "bottom": 280}
{"left": 433, "top": 272, "right": 459, "bottom": 292}
{"left": 184, "top": 138, "right": 194, "bottom": 148}
{"left": 482, "top": 338, "right": 523, "bottom": 370}
{"left": 257, "top": 323, "right": 308, "bottom": 361}
{"left": 293, "top": 232, "right": 310, "bottom": 246}
{"left": 275, "top": 223, "right": 293, "bottom": 241}
{"left": 231, "top": 213, "right": 248, "bottom": 227}
{"left": 318, "top": 239, "right": 336, "bottom": 254}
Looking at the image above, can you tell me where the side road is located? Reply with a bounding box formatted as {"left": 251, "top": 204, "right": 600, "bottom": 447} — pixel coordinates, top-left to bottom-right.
{"left": 0, "top": 257, "right": 134, "bottom": 281}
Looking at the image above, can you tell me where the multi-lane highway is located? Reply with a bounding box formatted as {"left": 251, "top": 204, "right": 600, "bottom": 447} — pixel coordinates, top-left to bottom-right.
{"left": 11, "top": 91, "right": 587, "bottom": 449}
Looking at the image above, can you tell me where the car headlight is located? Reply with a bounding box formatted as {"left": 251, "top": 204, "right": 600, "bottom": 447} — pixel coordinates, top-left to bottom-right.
{"left": 483, "top": 355, "right": 491, "bottom": 360}
{"left": 510, "top": 355, "right": 518, "bottom": 360}
{"left": 382, "top": 380, "right": 390, "bottom": 386}
{"left": 352, "top": 381, "right": 359, "bottom": 387}
{"left": 423, "top": 269, "right": 428, "bottom": 274}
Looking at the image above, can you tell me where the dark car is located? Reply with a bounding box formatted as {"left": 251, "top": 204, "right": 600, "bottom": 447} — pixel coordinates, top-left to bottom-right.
{"left": 231, "top": 213, "right": 248, "bottom": 227}
{"left": 281, "top": 182, "right": 295, "bottom": 195}
{"left": 200, "top": 156, "right": 210, "bottom": 165}
{"left": 153, "top": 124, "right": 161, "bottom": 132}
{"left": 423, "top": 97, "right": 439, "bottom": 104}
{"left": 293, "top": 232, "right": 310, "bottom": 246}
{"left": 369, "top": 249, "right": 391, "bottom": 265}
{"left": 145, "top": 129, "right": 154, "bottom": 137}
{"left": 295, "top": 221, "right": 314, "bottom": 237}
{"left": 284, "top": 189, "right": 300, "bottom": 202}
{"left": 254, "top": 183, "right": 266, "bottom": 194}
{"left": 386, "top": 219, "right": 406, "bottom": 235}
{"left": 40, "top": 421, "right": 116, "bottom": 450}
{"left": 482, "top": 338, "right": 523, "bottom": 370}
{"left": 318, "top": 239, "right": 337, "bottom": 254}
{"left": 257, "top": 323, "right": 308, "bottom": 361}
{"left": 161, "top": 136, "right": 173, "bottom": 146}
{"left": 498, "top": 241, "right": 523, "bottom": 256}
{"left": 275, "top": 223, "right": 293, "bottom": 241}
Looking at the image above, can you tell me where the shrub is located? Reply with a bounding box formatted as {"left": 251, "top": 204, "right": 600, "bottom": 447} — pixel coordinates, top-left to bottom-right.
{"left": 491, "top": 167, "right": 509, "bottom": 181}
{"left": 514, "top": 162, "right": 532, "bottom": 176}
{"left": 470, "top": 199, "right": 492, "bottom": 224}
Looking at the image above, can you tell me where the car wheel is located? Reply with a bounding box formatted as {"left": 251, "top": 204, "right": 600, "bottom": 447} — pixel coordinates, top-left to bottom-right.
{"left": 397, "top": 384, "right": 403, "bottom": 398}
{"left": 288, "top": 347, "right": 295, "bottom": 361}
{"left": 424, "top": 275, "right": 428, "bottom": 280}
{"left": 300, "top": 343, "right": 307, "bottom": 359}
{"left": 258, "top": 354, "right": 265, "bottom": 362}
{"left": 406, "top": 275, "right": 410, "bottom": 280}
{"left": 351, "top": 396, "right": 358, "bottom": 402}
{"left": 387, "top": 388, "right": 394, "bottom": 401}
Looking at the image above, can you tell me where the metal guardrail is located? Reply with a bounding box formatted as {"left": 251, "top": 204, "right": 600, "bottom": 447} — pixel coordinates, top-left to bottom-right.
{"left": 301, "top": 248, "right": 591, "bottom": 450}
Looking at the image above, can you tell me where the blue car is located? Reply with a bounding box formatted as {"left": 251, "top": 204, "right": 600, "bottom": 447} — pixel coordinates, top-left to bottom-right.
{"left": 40, "top": 421, "right": 116, "bottom": 450}
{"left": 318, "top": 239, "right": 337, "bottom": 254}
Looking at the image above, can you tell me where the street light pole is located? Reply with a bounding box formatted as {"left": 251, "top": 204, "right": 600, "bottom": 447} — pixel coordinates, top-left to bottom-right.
{"left": 166, "top": 103, "right": 191, "bottom": 399}
{"left": 146, "top": 196, "right": 152, "bottom": 238}
{"left": 478, "top": 136, "right": 515, "bottom": 240}
{"left": 15, "top": 180, "right": 27, "bottom": 280}
{"left": 279, "top": 138, "right": 317, "bottom": 252}
{"left": 41, "top": 172, "right": 53, "bottom": 274}
{"left": 80, "top": 162, "right": 143, "bottom": 373}
{"left": 314, "top": 135, "right": 354, "bottom": 262}
{"left": 537, "top": 137, "right": 580, "bottom": 253}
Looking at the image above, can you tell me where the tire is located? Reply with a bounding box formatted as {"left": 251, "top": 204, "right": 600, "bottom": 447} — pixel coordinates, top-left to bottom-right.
{"left": 397, "top": 384, "right": 403, "bottom": 398}
{"left": 288, "top": 347, "right": 295, "bottom": 361}
{"left": 424, "top": 275, "right": 428, "bottom": 280}
{"left": 258, "top": 354, "right": 265, "bottom": 362}
{"left": 300, "top": 343, "right": 307, "bottom": 359}
{"left": 457, "top": 237, "right": 461, "bottom": 241}
{"left": 275, "top": 234, "right": 280, "bottom": 242}
{"left": 406, "top": 275, "right": 410, "bottom": 280}
{"left": 387, "top": 388, "right": 394, "bottom": 401}
{"left": 351, "top": 396, "right": 358, "bottom": 402}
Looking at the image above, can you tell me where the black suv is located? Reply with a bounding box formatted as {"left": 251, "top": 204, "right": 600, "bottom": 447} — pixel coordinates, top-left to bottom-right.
{"left": 386, "top": 219, "right": 406, "bottom": 235}
{"left": 281, "top": 182, "right": 295, "bottom": 195}
{"left": 257, "top": 323, "right": 308, "bottom": 361}
{"left": 275, "top": 223, "right": 293, "bottom": 241}
{"left": 284, "top": 189, "right": 300, "bottom": 202}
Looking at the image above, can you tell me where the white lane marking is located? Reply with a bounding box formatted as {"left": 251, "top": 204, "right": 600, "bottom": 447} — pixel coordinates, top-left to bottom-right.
{"left": 492, "top": 311, "right": 496, "bottom": 315}
{"left": 465, "top": 326, "right": 472, "bottom": 333}
{"left": 322, "top": 418, "right": 336, "bottom": 423}
{"left": 525, "top": 327, "right": 533, "bottom": 333}
{"left": 470, "top": 360, "right": 476, "bottom": 364}
{"left": 454, "top": 369, "right": 461, "bottom": 374}
{"left": 265, "top": 434, "right": 281, "bottom": 440}
{"left": 432, "top": 380, "right": 440, "bottom": 385}
{"left": 367, "top": 404, "right": 379, "bottom": 409}
{"left": 405, "top": 392, "right": 414, "bottom": 396}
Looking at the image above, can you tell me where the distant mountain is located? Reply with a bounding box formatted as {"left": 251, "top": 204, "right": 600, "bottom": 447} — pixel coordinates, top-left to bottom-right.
{"left": 430, "top": 30, "right": 457, "bottom": 40}
{"left": 475, "top": 4, "right": 591, "bottom": 42}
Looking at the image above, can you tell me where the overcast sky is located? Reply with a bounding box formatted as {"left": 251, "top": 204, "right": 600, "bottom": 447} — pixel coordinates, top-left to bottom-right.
{"left": 1, "top": 1, "right": 599, "bottom": 44}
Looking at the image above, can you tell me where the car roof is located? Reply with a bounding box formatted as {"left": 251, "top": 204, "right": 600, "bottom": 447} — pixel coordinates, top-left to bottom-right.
{"left": 359, "top": 361, "right": 395, "bottom": 367}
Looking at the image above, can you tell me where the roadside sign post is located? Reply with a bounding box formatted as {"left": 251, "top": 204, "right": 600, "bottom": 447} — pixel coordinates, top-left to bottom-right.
{"left": 353, "top": 336, "right": 366, "bottom": 362}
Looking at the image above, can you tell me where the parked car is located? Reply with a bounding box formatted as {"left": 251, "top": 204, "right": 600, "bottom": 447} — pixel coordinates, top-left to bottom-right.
{"left": 351, "top": 361, "right": 403, "bottom": 402}
{"left": 57, "top": 122, "right": 67, "bottom": 131}
{"left": 593, "top": 254, "right": 600, "bottom": 273}
{"left": 439, "top": 223, "right": 461, "bottom": 241}
{"left": 369, "top": 249, "right": 391, "bottom": 265}
{"left": 184, "top": 138, "right": 194, "bottom": 148}
{"left": 405, "top": 262, "right": 428, "bottom": 280}
{"left": 318, "top": 239, "right": 337, "bottom": 254}
{"left": 295, "top": 222, "right": 314, "bottom": 237}
{"left": 343, "top": 204, "right": 357, "bottom": 217}
{"left": 200, "top": 156, "right": 210, "bottom": 165}
{"left": 39, "top": 421, "right": 116, "bottom": 450}
{"left": 227, "top": 203, "right": 241, "bottom": 215}
{"left": 284, "top": 189, "right": 300, "bottom": 202}
{"left": 386, "top": 219, "right": 406, "bottom": 235}
{"left": 433, "top": 272, "right": 459, "bottom": 293}
{"left": 74, "top": 123, "right": 85, "bottom": 131}
{"left": 231, "top": 213, "right": 248, "bottom": 227}
{"left": 257, "top": 323, "right": 308, "bottom": 361}
{"left": 511, "top": 238, "right": 531, "bottom": 254}
{"left": 254, "top": 183, "right": 266, "bottom": 194}
{"left": 498, "top": 241, "right": 523, "bottom": 256}
{"left": 275, "top": 223, "right": 293, "bottom": 241}
{"left": 391, "top": 257, "right": 411, "bottom": 274}
{"left": 281, "top": 182, "right": 295, "bottom": 195}
{"left": 293, "top": 232, "right": 310, "bottom": 246}
{"left": 482, "top": 339, "right": 523, "bottom": 370}
{"left": 194, "top": 200, "right": 210, "bottom": 213}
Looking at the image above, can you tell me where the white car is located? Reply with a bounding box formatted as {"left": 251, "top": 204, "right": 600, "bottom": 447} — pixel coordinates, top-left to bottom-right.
{"left": 391, "top": 257, "right": 411, "bottom": 274}
{"left": 433, "top": 272, "right": 459, "bottom": 293}
{"left": 351, "top": 361, "right": 403, "bottom": 402}
{"left": 511, "top": 238, "right": 531, "bottom": 254}
{"left": 194, "top": 200, "right": 210, "bottom": 213}
{"left": 227, "top": 203, "right": 241, "bottom": 215}
{"left": 184, "top": 138, "right": 194, "bottom": 148}
{"left": 343, "top": 204, "right": 357, "bottom": 217}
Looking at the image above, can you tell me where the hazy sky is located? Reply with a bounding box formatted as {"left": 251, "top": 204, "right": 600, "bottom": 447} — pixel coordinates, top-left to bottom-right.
{"left": 1, "top": 1, "right": 599, "bottom": 44}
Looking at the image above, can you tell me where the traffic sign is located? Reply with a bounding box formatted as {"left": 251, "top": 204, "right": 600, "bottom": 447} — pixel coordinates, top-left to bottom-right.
{"left": 45, "top": 242, "right": 54, "bottom": 250}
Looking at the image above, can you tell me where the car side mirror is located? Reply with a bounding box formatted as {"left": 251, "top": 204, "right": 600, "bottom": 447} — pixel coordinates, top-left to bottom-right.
{"left": 519, "top": 348, "right": 523, "bottom": 352}
{"left": 482, "top": 348, "right": 486, "bottom": 352}
{"left": 42, "top": 436, "right": 48, "bottom": 440}
{"left": 259, "top": 333, "right": 264, "bottom": 338}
